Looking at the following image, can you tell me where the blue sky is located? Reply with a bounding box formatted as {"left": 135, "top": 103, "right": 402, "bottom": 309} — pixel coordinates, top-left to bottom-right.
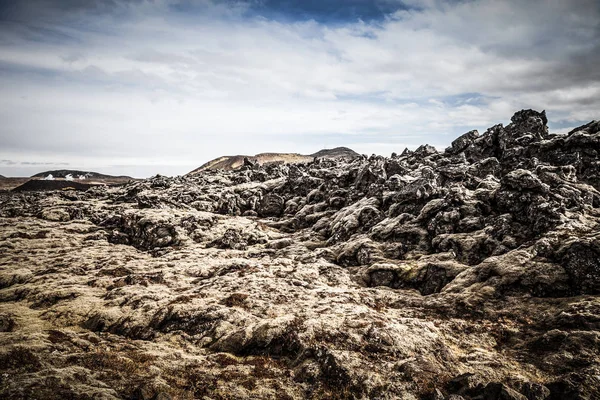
{"left": 0, "top": 0, "right": 599, "bottom": 177}
{"left": 235, "top": 0, "right": 412, "bottom": 23}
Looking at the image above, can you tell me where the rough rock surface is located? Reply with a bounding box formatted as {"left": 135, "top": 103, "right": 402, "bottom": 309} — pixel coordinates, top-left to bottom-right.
{"left": 1, "top": 110, "right": 599, "bottom": 400}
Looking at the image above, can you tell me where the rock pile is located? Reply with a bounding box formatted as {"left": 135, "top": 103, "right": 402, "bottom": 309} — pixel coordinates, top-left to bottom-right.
{"left": 0, "top": 110, "right": 599, "bottom": 399}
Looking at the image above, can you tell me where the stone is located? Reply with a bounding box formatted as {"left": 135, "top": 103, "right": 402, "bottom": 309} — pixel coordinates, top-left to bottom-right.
{"left": 447, "top": 130, "right": 479, "bottom": 154}
{"left": 258, "top": 193, "right": 285, "bottom": 217}
{"left": 558, "top": 237, "right": 600, "bottom": 294}
{"left": 0, "top": 109, "right": 599, "bottom": 400}
{"left": 0, "top": 313, "right": 16, "bottom": 332}
{"left": 483, "top": 382, "right": 528, "bottom": 400}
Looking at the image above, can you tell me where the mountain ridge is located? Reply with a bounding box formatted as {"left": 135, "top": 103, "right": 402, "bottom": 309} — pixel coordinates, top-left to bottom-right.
{"left": 31, "top": 169, "right": 133, "bottom": 180}
{"left": 187, "top": 146, "right": 359, "bottom": 174}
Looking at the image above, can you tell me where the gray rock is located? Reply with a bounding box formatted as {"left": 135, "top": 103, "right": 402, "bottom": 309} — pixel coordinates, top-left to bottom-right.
{"left": 258, "top": 193, "right": 285, "bottom": 217}
{"left": 1, "top": 109, "right": 599, "bottom": 400}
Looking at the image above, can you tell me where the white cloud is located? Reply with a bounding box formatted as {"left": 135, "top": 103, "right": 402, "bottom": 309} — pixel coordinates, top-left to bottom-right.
{"left": 0, "top": 0, "right": 598, "bottom": 177}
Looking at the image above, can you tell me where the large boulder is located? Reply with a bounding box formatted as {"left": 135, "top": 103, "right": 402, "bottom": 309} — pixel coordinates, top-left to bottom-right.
{"left": 558, "top": 236, "right": 600, "bottom": 295}
{"left": 258, "top": 193, "right": 285, "bottom": 217}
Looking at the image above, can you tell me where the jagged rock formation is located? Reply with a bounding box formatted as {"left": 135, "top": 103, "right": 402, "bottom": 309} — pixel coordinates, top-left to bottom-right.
{"left": 187, "top": 147, "right": 359, "bottom": 173}
{"left": 1, "top": 110, "right": 599, "bottom": 400}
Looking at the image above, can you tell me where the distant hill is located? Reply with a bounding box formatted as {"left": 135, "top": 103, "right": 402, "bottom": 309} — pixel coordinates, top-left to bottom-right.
{"left": 12, "top": 180, "right": 98, "bottom": 192}
{"left": 310, "top": 147, "right": 358, "bottom": 159}
{"left": 31, "top": 170, "right": 132, "bottom": 180}
{"left": 188, "top": 147, "right": 359, "bottom": 174}
{"left": 0, "top": 174, "right": 4, "bottom": 179}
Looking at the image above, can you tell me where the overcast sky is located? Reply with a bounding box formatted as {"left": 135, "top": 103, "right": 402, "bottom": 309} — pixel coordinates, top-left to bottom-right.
{"left": 1, "top": 0, "right": 599, "bottom": 177}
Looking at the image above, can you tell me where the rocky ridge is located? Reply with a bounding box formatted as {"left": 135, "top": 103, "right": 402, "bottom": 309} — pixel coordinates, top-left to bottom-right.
{"left": 0, "top": 110, "right": 599, "bottom": 400}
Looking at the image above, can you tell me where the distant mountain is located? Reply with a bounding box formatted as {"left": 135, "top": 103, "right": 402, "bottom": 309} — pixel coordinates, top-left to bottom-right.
{"left": 12, "top": 180, "right": 98, "bottom": 192}
{"left": 31, "top": 170, "right": 132, "bottom": 180}
{"left": 310, "top": 147, "right": 359, "bottom": 159}
{"left": 0, "top": 174, "right": 4, "bottom": 179}
{"left": 188, "top": 147, "right": 359, "bottom": 174}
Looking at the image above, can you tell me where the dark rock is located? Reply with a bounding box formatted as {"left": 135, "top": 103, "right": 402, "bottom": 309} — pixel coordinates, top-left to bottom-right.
{"left": 447, "top": 373, "right": 486, "bottom": 396}
{"left": 484, "top": 382, "right": 528, "bottom": 400}
{"left": 414, "top": 144, "right": 439, "bottom": 157}
{"left": 210, "top": 228, "right": 247, "bottom": 250}
{"left": 133, "top": 384, "right": 155, "bottom": 400}
{"left": 243, "top": 157, "right": 256, "bottom": 168}
{"left": 558, "top": 238, "right": 600, "bottom": 294}
{"left": 258, "top": 193, "right": 285, "bottom": 217}
{"left": 515, "top": 382, "right": 551, "bottom": 400}
{"left": 0, "top": 313, "right": 16, "bottom": 332}
{"left": 369, "top": 269, "right": 396, "bottom": 287}
{"left": 354, "top": 165, "right": 382, "bottom": 192}
{"left": 104, "top": 213, "right": 179, "bottom": 251}
{"left": 447, "top": 130, "right": 479, "bottom": 154}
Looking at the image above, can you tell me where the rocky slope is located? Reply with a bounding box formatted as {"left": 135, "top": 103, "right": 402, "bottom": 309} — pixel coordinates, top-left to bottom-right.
{"left": 0, "top": 110, "right": 599, "bottom": 400}
{"left": 188, "top": 147, "right": 359, "bottom": 174}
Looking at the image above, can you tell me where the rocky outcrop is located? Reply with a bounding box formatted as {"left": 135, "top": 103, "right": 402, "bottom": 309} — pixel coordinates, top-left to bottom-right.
{"left": 0, "top": 110, "right": 599, "bottom": 400}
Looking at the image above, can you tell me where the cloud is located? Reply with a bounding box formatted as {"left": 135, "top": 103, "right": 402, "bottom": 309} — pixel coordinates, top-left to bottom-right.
{"left": 0, "top": 0, "right": 598, "bottom": 177}
{"left": 20, "top": 161, "right": 69, "bottom": 165}
{"left": 0, "top": 159, "right": 69, "bottom": 166}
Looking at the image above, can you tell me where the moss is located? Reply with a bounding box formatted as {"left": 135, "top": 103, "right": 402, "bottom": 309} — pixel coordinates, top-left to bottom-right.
{"left": 0, "top": 347, "right": 42, "bottom": 372}
{"left": 221, "top": 293, "right": 249, "bottom": 308}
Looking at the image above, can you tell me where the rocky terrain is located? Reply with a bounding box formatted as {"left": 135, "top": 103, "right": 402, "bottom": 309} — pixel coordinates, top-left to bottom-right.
{"left": 188, "top": 147, "right": 359, "bottom": 173}
{"left": 0, "top": 110, "right": 599, "bottom": 400}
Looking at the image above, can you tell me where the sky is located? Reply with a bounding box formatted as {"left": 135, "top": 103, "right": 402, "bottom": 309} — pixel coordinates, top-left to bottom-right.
{"left": 0, "top": 0, "right": 599, "bottom": 178}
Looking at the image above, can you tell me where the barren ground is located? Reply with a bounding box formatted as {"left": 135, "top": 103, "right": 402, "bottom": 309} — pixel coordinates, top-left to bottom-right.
{"left": 1, "top": 110, "right": 599, "bottom": 400}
